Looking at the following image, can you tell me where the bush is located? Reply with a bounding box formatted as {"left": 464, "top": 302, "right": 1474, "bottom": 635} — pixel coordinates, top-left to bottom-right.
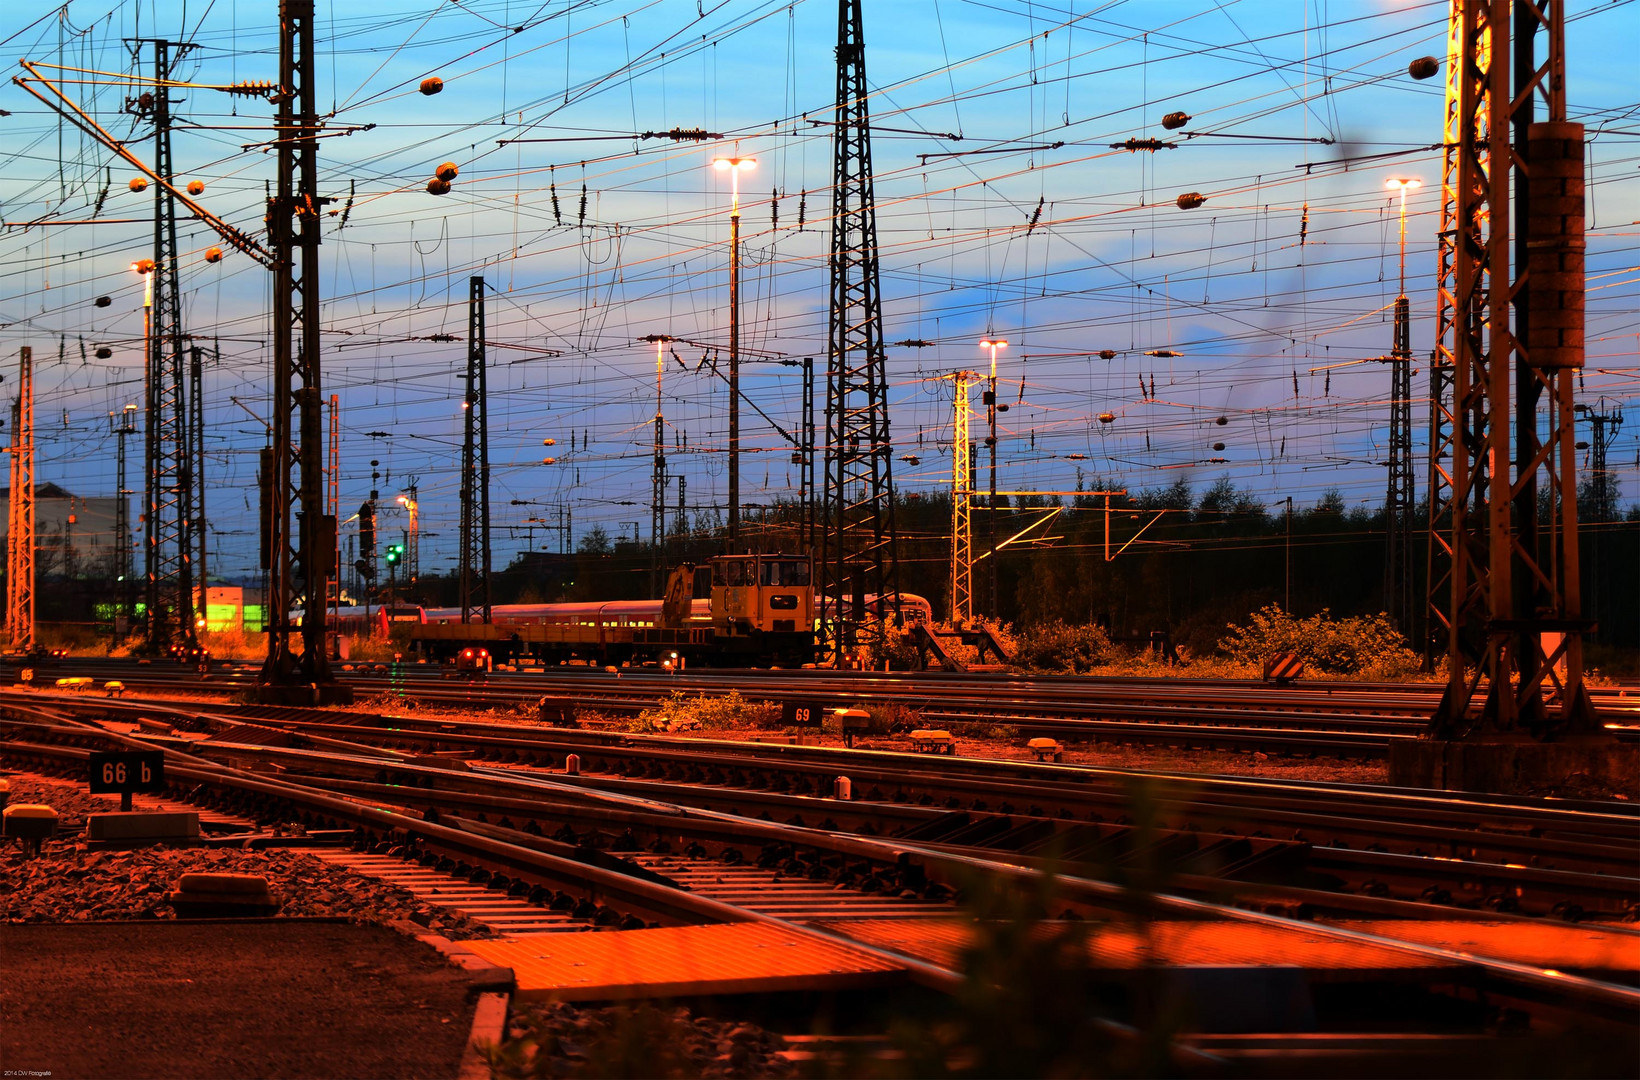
{"left": 1218, "top": 605, "right": 1419, "bottom": 677}
{"left": 862, "top": 622, "right": 924, "bottom": 671}
{"left": 1011, "top": 620, "right": 1114, "bottom": 674}
{"left": 633, "top": 689, "right": 781, "bottom": 732}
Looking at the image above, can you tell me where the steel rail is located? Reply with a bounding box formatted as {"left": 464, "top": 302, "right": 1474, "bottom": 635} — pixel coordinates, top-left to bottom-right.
{"left": 5, "top": 709, "right": 1636, "bottom": 1035}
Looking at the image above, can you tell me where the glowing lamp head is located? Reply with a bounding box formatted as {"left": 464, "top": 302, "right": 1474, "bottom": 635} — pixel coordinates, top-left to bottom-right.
{"left": 979, "top": 338, "right": 1007, "bottom": 350}
{"left": 1385, "top": 177, "right": 1422, "bottom": 192}
{"left": 712, "top": 157, "right": 755, "bottom": 172}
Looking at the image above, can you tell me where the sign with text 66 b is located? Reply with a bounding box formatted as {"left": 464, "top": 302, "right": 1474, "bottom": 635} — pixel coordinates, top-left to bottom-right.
{"left": 88, "top": 750, "right": 165, "bottom": 794}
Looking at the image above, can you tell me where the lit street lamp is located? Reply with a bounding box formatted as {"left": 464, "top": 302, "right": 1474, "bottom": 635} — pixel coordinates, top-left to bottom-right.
{"left": 713, "top": 155, "right": 755, "bottom": 545}
{"left": 396, "top": 492, "right": 418, "bottom": 594}
{"left": 1385, "top": 177, "right": 1421, "bottom": 297}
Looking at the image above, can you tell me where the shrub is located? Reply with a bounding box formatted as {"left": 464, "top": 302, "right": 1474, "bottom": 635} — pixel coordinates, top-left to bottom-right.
{"left": 863, "top": 622, "right": 924, "bottom": 671}
{"left": 633, "top": 689, "right": 781, "bottom": 732}
{"left": 1218, "top": 605, "right": 1419, "bottom": 677}
{"left": 1011, "top": 620, "right": 1114, "bottom": 674}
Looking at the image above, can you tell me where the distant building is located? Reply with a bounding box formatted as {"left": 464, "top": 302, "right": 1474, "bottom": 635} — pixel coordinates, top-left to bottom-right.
{"left": 0, "top": 483, "right": 128, "bottom": 579}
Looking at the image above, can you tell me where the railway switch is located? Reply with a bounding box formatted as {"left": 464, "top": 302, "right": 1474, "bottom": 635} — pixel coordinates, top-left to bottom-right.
{"left": 3, "top": 803, "right": 58, "bottom": 858}
{"left": 837, "top": 708, "right": 871, "bottom": 748}
{"left": 910, "top": 729, "right": 958, "bottom": 755}
{"left": 1027, "top": 737, "right": 1064, "bottom": 762}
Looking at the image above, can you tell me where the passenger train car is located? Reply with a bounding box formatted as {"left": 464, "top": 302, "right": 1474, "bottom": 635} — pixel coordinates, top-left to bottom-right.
{"left": 408, "top": 553, "right": 820, "bottom": 666}
{"left": 306, "top": 553, "right": 934, "bottom": 668}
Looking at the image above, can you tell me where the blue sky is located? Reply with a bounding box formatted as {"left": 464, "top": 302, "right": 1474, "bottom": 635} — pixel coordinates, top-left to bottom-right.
{"left": 1, "top": 0, "right": 1636, "bottom": 582}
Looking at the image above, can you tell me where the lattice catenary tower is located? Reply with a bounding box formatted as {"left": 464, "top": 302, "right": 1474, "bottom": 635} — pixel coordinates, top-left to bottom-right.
{"left": 819, "top": 0, "right": 900, "bottom": 663}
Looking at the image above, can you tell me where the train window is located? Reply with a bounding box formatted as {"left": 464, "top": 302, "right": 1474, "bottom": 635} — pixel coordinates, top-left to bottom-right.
{"left": 717, "top": 560, "right": 747, "bottom": 587}
{"left": 759, "top": 560, "right": 810, "bottom": 586}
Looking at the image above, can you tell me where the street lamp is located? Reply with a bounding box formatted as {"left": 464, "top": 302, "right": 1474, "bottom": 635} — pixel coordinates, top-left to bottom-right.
{"left": 396, "top": 492, "right": 418, "bottom": 594}
{"left": 978, "top": 338, "right": 1007, "bottom": 619}
{"left": 1384, "top": 177, "right": 1421, "bottom": 297}
{"left": 713, "top": 155, "right": 755, "bottom": 545}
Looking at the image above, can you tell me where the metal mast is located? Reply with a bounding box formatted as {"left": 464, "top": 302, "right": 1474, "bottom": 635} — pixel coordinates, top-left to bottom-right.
{"left": 1425, "top": 0, "right": 1464, "bottom": 670}
{"left": 6, "top": 347, "right": 34, "bottom": 653}
{"left": 1429, "top": 0, "right": 1595, "bottom": 737}
{"left": 190, "top": 344, "right": 208, "bottom": 619}
{"left": 949, "top": 371, "right": 974, "bottom": 626}
{"left": 459, "top": 276, "right": 492, "bottom": 623}
{"left": 800, "top": 355, "right": 816, "bottom": 552}
{"left": 1383, "top": 180, "right": 1417, "bottom": 637}
{"left": 642, "top": 334, "right": 674, "bottom": 595}
{"left": 1577, "top": 400, "right": 1623, "bottom": 524}
{"left": 1385, "top": 294, "right": 1415, "bottom": 634}
{"left": 1577, "top": 399, "right": 1623, "bottom": 635}
{"left": 111, "top": 404, "right": 138, "bottom": 627}
{"left": 327, "top": 392, "right": 340, "bottom": 630}
{"left": 134, "top": 37, "right": 198, "bottom": 656}
{"left": 820, "top": 0, "right": 899, "bottom": 664}
{"left": 258, "top": 0, "right": 343, "bottom": 701}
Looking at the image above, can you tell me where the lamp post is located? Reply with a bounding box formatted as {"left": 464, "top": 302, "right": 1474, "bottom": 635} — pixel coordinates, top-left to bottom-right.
{"left": 1385, "top": 177, "right": 1421, "bottom": 297}
{"left": 396, "top": 490, "right": 418, "bottom": 596}
{"left": 979, "top": 337, "right": 1006, "bottom": 619}
{"left": 713, "top": 155, "right": 755, "bottom": 546}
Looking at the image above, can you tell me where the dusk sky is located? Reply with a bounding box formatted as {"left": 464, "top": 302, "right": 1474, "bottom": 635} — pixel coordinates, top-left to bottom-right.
{"left": 2, "top": 0, "right": 1636, "bottom": 582}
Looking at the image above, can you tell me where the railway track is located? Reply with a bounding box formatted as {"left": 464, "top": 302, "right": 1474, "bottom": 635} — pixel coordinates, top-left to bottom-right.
{"left": 8, "top": 689, "right": 1636, "bottom": 920}
{"left": 21, "top": 658, "right": 1638, "bottom": 761}
{"left": 4, "top": 693, "right": 1637, "bottom": 1072}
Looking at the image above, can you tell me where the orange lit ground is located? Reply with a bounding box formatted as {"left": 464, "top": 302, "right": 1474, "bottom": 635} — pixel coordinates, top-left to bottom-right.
{"left": 811, "top": 917, "right": 1640, "bottom": 982}
{"left": 462, "top": 921, "right": 907, "bottom": 1002}
{"left": 460, "top": 917, "right": 1639, "bottom": 1005}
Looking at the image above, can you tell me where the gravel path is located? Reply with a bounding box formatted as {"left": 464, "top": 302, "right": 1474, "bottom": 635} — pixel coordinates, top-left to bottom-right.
{"left": 0, "top": 775, "right": 492, "bottom": 938}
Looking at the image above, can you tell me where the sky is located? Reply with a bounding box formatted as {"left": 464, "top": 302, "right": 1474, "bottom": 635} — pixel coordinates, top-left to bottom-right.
{"left": 0, "top": 0, "right": 1636, "bottom": 585}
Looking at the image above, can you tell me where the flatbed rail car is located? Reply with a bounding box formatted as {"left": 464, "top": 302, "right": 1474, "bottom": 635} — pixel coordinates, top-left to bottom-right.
{"left": 407, "top": 554, "right": 817, "bottom": 667}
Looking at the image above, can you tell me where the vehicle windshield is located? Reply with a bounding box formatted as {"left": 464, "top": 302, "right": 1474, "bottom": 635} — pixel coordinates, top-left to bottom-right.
{"left": 759, "top": 560, "right": 811, "bottom": 586}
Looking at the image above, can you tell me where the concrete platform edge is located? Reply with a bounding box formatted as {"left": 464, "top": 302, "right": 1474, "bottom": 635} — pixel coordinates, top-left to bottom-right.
{"left": 457, "top": 991, "right": 510, "bottom": 1080}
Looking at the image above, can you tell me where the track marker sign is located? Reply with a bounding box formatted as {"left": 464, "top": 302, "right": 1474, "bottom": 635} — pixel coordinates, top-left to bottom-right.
{"left": 783, "top": 700, "right": 825, "bottom": 727}
{"left": 89, "top": 750, "right": 165, "bottom": 811}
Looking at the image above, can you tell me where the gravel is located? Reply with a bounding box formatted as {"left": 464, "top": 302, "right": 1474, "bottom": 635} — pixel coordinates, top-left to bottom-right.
{"left": 0, "top": 776, "right": 493, "bottom": 938}
{"left": 489, "top": 1001, "right": 795, "bottom": 1080}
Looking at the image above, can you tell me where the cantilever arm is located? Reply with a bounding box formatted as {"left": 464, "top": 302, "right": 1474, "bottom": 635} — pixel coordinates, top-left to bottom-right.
{"left": 13, "top": 61, "right": 274, "bottom": 268}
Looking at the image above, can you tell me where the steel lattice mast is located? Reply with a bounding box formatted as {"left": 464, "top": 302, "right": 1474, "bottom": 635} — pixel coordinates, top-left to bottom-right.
{"left": 1429, "top": 0, "right": 1596, "bottom": 736}
{"left": 1424, "top": 0, "right": 1464, "bottom": 670}
{"left": 459, "top": 276, "right": 492, "bottom": 624}
{"left": 258, "top": 0, "right": 343, "bottom": 700}
{"left": 642, "top": 334, "right": 675, "bottom": 596}
{"left": 820, "top": 0, "right": 899, "bottom": 664}
{"left": 1383, "top": 176, "right": 1417, "bottom": 638}
{"left": 6, "top": 347, "right": 34, "bottom": 653}
{"left": 191, "top": 344, "right": 209, "bottom": 619}
{"left": 111, "top": 404, "right": 137, "bottom": 626}
{"left": 1384, "top": 295, "right": 1415, "bottom": 635}
{"left": 949, "top": 372, "right": 974, "bottom": 627}
{"left": 135, "top": 37, "right": 199, "bottom": 656}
